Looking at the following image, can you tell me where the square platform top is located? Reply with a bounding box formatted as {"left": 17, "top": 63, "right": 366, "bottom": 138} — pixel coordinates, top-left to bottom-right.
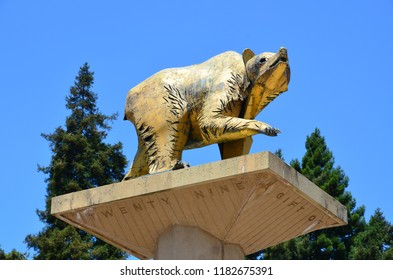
{"left": 51, "top": 151, "right": 347, "bottom": 259}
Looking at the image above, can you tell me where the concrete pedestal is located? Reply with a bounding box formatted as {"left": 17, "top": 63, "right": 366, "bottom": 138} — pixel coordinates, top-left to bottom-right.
{"left": 155, "top": 225, "right": 244, "bottom": 259}
{"left": 51, "top": 152, "right": 347, "bottom": 259}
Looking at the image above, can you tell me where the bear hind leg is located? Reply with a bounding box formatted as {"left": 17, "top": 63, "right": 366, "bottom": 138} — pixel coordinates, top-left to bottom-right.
{"left": 123, "top": 140, "right": 149, "bottom": 181}
{"left": 149, "top": 120, "right": 190, "bottom": 174}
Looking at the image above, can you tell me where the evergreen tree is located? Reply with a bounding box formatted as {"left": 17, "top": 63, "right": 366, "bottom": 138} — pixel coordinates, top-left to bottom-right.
{"left": 259, "top": 128, "right": 366, "bottom": 259}
{"left": 25, "top": 63, "right": 128, "bottom": 259}
{"left": 0, "top": 246, "right": 26, "bottom": 260}
{"left": 274, "top": 148, "right": 285, "bottom": 161}
{"left": 350, "top": 208, "right": 393, "bottom": 259}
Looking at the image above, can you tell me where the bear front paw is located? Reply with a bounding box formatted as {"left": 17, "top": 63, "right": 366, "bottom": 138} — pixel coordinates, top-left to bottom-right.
{"left": 263, "top": 127, "right": 281, "bottom": 136}
{"left": 172, "top": 160, "right": 191, "bottom": 170}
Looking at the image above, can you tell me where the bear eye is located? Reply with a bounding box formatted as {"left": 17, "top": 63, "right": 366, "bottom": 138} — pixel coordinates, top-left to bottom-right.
{"left": 259, "top": 57, "right": 267, "bottom": 64}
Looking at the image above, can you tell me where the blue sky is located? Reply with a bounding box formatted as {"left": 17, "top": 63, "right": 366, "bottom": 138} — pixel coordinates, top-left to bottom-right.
{"left": 0, "top": 0, "right": 392, "bottom": 256}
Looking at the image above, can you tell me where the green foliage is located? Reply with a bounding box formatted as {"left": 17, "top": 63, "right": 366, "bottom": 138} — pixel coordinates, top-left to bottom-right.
{"left": 350, "top": 208, "right": 393, "bottom": 259}
{"left": 255, "top": 128, "right": 367, "bottom": 259}
{"left": 25, "top": 63, "right": 128, "bottom": 259}
{"left": 274, "top": 148, "right": 285, "bottom": 161}
{"left": 0, "top": 246, "right": 26, "bottom": 260}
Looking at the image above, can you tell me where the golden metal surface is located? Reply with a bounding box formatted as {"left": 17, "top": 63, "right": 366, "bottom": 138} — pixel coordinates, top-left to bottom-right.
{"left": 124, "top": 48, "right": 290, "bottom": 179}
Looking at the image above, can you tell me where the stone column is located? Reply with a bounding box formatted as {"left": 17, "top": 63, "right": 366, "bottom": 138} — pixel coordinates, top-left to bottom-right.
{"left": 154, "top": 225, "right": 244, "bottom": 260}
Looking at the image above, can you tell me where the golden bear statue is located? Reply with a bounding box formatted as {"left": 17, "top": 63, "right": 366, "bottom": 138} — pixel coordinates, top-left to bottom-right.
{"left": 123, "top": 48, "right": 290, "bottom": 180}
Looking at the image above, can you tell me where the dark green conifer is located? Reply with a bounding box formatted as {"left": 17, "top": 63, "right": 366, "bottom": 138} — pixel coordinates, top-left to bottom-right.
{"left": 0, "top": 246, "right": 26, "bottom": 260}
{"left": 258, "top": 128, "right": 366, "bottom": 259}
{"left": 25, "top": 63, "right": 128, "bottom": 259}
{"left": 350, "top": 208, "right": 393, "bottom": 259}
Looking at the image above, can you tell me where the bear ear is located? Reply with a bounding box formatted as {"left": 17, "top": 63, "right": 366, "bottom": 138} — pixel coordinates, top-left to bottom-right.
{"left": 242, "top": 48, "right": 255, "bottom": 65}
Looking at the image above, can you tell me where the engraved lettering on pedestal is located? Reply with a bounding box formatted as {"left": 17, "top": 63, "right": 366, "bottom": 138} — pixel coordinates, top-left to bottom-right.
{"left": 161, "top": 197, "right": 170, "bottom": 205}
{"left": 261, "top": 184, "right": 271, "bottom": 193}
{"left": 101, "top": 208, "right": 113, "bottom": 218}
{"left": 219, "top": 185, "right": 229, "bottom": 194}
{"left": 82, "top": 208, "right": 96, "bottom": 222}
{"left": 147, "top": 200, "right": 155, "bottom": 208}
{"left": 276, "top": 192, "right": 290, "bottom": 204}
{"left": 50, "top": 151, "right": 349, "bottom": 260}
{"left": 194, "top": 190, "right": 205, "bottom": 199}
{"left": 193, "top": 182, "right": 247, "bottom": 200}
{"left": 235, "top": 182, "right": 246, "bottom": 191}
{"left": 119, "top": 206, "right": 128, "bottom": 214}
{"left": 133, "top": 203, "right": 143, "bottom": 211}
{"left": 276, "top": 193, "right": 285, "bottom": 199}
{"left": 288, "top": 200, "right": 298, "bottom": 207}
